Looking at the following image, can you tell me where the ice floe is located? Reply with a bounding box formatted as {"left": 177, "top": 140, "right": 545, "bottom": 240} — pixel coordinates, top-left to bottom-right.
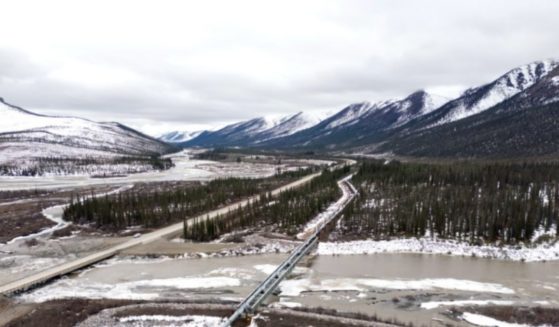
{"left": 421, "top": 299, "right": 515, "bottom": 310}
{"left": 19, "top": 276, "right": 241, "bottom": 302}
{"left": 118, "top": 314, "right": 226, "bottom": 327}
{"left": 279, "top": 278, "right": 514, "bottom": 297}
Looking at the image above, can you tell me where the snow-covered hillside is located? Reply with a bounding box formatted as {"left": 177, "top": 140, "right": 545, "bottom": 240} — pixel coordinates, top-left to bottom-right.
{"left": 182, "top": 90, "right": 449, "bottom": 150}
{"left": 182, "top": 111, "right": 327, "bottom": 147}
{"left": 259, "top": 90, "right": 448, "bottom": 149}
{"left": 253, "top": 111, "right": 325, "bottom": 142}
{"left": 505, "top": 63, "right": 559, "bottom": 109}
{"left": 159, "top": 130, "right": 203, "bottom": 143}
{"left": 0, "top": 98, "right": 175, "bottom": 174}
{"left": 392, "top": 92, "right": 448, "bottom": 127}
{"left": 172, "top": 58, "right": 559, "bottom": 156}
{"left": 323, "top": 102, "right": 379, "bottom": 129}
{"left": 432, "top": 59, "right": 558, "bottom": 125}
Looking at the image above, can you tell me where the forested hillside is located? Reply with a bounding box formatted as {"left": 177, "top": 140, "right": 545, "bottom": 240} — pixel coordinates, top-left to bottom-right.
{"left": 338, "top": 161, "right": 559, "bottom": 244}
{"left": 380, "top": 101, "right": 559, "bottom": 159}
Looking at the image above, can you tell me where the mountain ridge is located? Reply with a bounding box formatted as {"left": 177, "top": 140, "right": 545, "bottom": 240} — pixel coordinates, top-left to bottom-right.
{"left": 176, "top": 59, "right": 559, "bottom": 158}
{"left": 0, "top": 98, "right": 176, "bottom": 167}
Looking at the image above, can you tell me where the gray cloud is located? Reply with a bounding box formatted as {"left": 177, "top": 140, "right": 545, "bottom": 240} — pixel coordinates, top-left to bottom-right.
{"left": 0, "top": 0, "right": 558, "bottom": 135}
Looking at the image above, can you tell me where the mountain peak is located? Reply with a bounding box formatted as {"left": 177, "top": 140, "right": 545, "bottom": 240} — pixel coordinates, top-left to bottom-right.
{"left": 323, "top": 102, "right": 375, "bottom": 129}
{"left": 0, "top": 98, "right": 173, "bottom": 168}
{"left": 159, "top": 130, "right": 203, "bottom": 143}
{"left": 430, "top": 59, "right": 559, "bottom": 126}
{"left": 494, "top": 59, "right": 558, "bottom": 91}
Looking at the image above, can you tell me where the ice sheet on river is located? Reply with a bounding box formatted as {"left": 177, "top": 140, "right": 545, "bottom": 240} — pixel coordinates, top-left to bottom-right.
{"left": 19, "top": 276, "right": 242, "bottom": 302}
{"left": 279, "top": 277, "right": 514, "bottom": 296}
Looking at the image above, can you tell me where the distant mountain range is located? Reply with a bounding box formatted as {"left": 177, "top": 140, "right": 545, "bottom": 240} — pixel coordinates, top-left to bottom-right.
{"left": 175, "top": 111, "right": 325, "bottom": 148}
{"left": 159, "top": 130, "right": 203, "bottom": 143}
{"left": 166, "top": 59, "right": 559, "bottom": 159}
{"left": 3, "top": 58, "right": 557, "bottom": 165}
{"left": 0, "top": 98, "right": 175, "bottom": 167}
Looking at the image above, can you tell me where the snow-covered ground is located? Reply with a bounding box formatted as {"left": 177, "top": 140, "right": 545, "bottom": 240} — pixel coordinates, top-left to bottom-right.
{"left": 6, "top": 184, "right": 134, "bottom": 245}
{"left": 318, "top": 236, "right": 559, "bottom": 262}
{"left": 77, "top": 303, "right": 235, "bottom": 327}
{"left": 461, "top": 312, "right": 540, "bottom": 327}
{"left": 0, "top": 99, "right": 172, "bottom": 170}
{"left": 0, "top": 150, "right": 284, "bottom": 190}
{"left": 297, "top": 175, "right": 355, "bottom": 239}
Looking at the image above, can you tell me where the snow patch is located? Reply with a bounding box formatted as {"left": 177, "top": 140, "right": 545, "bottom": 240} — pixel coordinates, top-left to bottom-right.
{"left": 435, "top": 59, "right": 559, "bottom": 125}
{"left": 297, "top": 175, "right": 355, "bottom": 239}
{"left": 5, "top": 184, "right": 134, "bottom": 244}
{"left": 462, "top": 312, "right": 530, "bottom": 327}
{"left": 318, "top": 237, "right": 559, "bottom": 262}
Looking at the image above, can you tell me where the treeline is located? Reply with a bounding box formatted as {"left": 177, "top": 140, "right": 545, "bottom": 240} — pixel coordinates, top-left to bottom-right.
{"left": 184, "top": 166, "right": 350, "bottom": 241}
{"left": 63, "top": 168, "right": 316, "bottom": 231}
{"left": 192, "top": 149, "right": 229, "bottom": 161}
{"left": 0, "top": 156, "right": 173, "bottom": 177}
{"left": 339, "top": 160, "right": 559, "bottom": 244}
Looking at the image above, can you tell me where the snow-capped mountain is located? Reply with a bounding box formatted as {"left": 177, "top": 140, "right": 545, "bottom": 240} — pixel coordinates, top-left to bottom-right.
{"left": 261, "top": 90, "right": 448, "bottom": 149}
{"left": 183, "top": 90, "right": 446, "bottom": 149}
{"left": 182, "top": 112, "right": 326, "bottom": 147}
{"left": 159, "top": 130, "right": 203, "bottom": 143}
{"left": 414, "top": 60, "right": 559, "bottom": 128}
{"left": 181, "top": 58, "right": 559, "bottom": 158}
{"left": 322, "top": 102, "right": 379, "bottom": 130}
{"left": 183, "top": 116, "right": 280, "bottom": 147}
{"left": 253, "top": 111, "right": 325, "bottom": 143}
{"left": 0, "top": 98, "right": 175, "bottom": 166}
{"left": 500, "top": 63, "right": 559, "bottom": 110}
{"left": 376, "top": 61, "right": 559, "bottom": 158}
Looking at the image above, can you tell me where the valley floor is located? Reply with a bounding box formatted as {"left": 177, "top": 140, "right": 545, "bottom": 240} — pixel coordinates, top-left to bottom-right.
{"left": 2, "top": 157, "right": 559, "bottom": 327}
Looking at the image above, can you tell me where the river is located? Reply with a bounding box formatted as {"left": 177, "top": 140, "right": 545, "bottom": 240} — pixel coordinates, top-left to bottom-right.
{"left": 18, "top": 252, "right": 559, "bottom": 326}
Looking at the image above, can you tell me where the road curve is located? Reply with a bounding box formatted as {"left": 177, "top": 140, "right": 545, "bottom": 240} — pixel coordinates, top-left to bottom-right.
{"left": 0, "top": 171, "right": 323, "bottom": 296}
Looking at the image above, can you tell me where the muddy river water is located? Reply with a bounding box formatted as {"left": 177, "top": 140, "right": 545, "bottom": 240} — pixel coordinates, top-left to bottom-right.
{"left": 19, "top": 252, "right": 559, "bottom": 326}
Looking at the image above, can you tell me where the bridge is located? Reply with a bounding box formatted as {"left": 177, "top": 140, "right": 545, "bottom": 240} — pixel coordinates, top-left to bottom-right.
{"left": 221, "top": 176, "right": 358, "bottom": 327}
{"left": 0, "top": 171, "right": 324, "bottom": 296}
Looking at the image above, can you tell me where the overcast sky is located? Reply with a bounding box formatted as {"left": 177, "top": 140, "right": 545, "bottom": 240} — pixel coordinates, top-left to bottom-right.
{"left": 1, "top": 0, "right": 558, "bottom": 135}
